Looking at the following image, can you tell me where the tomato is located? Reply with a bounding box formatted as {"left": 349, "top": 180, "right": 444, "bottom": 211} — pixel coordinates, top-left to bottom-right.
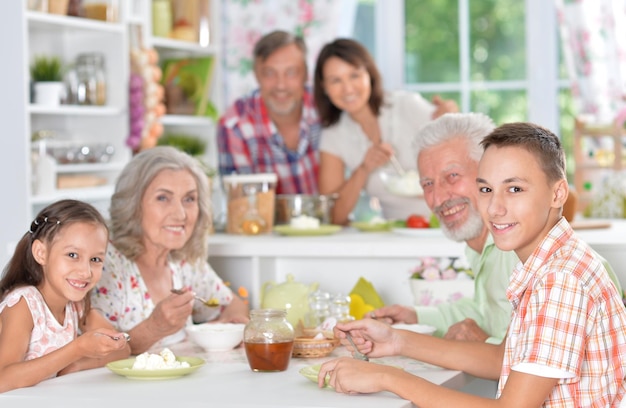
{"left": 406, "top": 214, "right": 430, "bottom": 229}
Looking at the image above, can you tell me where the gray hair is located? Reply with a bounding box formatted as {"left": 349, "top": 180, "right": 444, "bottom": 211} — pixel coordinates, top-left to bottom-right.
{"left": 109, "top": 146, "right": 211, "bottom": 262}
{"left": 253, "top": 30, "right": 307, "bottom": 63}
{"left": 413, "top": 112, "right": 496, "bottom": 162}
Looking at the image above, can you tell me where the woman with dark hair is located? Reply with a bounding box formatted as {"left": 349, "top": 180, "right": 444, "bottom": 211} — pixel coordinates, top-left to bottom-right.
{"left": 91, "top": 146, "right": 249, "bottom": 355}
{"left": 313, "top": 38, "right": 458, "bottom": 225}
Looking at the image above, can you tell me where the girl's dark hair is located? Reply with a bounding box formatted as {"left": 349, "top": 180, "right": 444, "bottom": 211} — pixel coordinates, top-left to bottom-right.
{"left": 0, "top": 199, "right": 108, "bottom": 324}
{"left": 313, "top": 38, "right": 385, "bottom": 127}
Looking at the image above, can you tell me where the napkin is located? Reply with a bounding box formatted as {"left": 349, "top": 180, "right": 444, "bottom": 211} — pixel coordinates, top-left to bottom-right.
{"left": 349, "top": 277, "right": 385, "bottom": 319}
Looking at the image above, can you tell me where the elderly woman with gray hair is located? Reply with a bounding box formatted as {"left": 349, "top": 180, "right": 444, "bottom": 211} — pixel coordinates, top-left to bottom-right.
{"left": 91, "top": 146, "right": 249, "bottom": 354}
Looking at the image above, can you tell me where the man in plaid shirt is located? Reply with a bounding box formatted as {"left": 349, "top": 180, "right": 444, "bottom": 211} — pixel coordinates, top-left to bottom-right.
{"left": 218, "top": 30, "right": 320, "bottom": 195}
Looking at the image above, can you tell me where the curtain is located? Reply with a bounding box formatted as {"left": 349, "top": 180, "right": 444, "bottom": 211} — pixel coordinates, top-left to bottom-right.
{"left": 220, "top": 0, "right": 348, "bottom": 106}
{"left": 556, "top": 0, "right": 626, "bottom": 125}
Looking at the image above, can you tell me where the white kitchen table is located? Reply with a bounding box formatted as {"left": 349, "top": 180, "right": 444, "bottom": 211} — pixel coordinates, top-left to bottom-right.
{"left": 0, "top": 341, "right": 472, "bottom": 408}
{"left": 208, "top": 220, "right": 626, "bottom": 308}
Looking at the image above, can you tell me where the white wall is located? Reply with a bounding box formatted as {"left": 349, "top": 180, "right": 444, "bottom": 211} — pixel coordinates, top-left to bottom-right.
{"left": 0, "top": 2, "right": 30, "bottom": 270}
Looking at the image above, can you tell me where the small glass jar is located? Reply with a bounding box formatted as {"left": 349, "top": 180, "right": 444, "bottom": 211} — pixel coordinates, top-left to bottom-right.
{"left": 329, "top": 293, "right": 354, "bottom": 323}
{"left": 240, "top": 186, "right": 267, "bottom": 235}
{"left": 305, "top": 290, "right": 330, "bottom": 328}
{"left": 75, "top": 53, "right": 107, "bottom": 106}
{"left": 244, "top": 309, "right": 294, "bottom": 372}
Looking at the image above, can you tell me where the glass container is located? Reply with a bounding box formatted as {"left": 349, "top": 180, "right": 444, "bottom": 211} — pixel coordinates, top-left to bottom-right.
{"left": 222, "top": 173, "right": 277, "bottom": 235}
{"left": 82, "top": 0, "right": 118, "bottom": 22}
{"left": 75, "top": 53, "right": 107, "bottom": 106}
{"left": 329, "top": 293, "right": 354, "bottom": 323}
{"left": 244, "top": 309, "right": 294, "bottom": 372}
{"left": 305, "top": 290, "right": 330, "bottom": 328}
{"left": 240, "top": 186, "right": 267, "bottom": 235}
{"left": 152, "top": 0, "right": 172, "bottom": 38}
{"left": 67, "top": 0, "right": 82, "bottom": 16}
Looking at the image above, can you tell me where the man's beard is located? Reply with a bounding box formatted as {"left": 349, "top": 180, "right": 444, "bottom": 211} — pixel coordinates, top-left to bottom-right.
{"left": 434, "top": 198, "right": 484, "bottom": 243}
{"left": 266, "top": 96, "right": 299, "bottom": 116}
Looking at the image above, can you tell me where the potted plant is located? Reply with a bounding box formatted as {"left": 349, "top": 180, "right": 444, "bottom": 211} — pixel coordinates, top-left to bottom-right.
{"left": 409, "top": 257, "right": 475, "bottom": 306}
{"left": 30, "top": 55, "right": 65, "bottom": 106}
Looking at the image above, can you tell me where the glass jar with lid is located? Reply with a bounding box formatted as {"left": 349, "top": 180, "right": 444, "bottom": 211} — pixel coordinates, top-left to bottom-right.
{"left": 75, "top": 53, "right": 107, "bottom": 106}
{"left": 243, "top": 309, "right": 294, "bottom": 372}
{"left": 329, "top": 293, "right": 354, "bottom": 323}
{"left": 305, "top": 290, "right": 330, "bottom": 328}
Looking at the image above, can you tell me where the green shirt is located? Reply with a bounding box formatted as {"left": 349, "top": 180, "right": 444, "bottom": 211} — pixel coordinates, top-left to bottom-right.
{"left": 415, "top": 235, "right": 622, "bottom": 344}
{"left": 416, "top": 235, "right": 517, "bottom": 344}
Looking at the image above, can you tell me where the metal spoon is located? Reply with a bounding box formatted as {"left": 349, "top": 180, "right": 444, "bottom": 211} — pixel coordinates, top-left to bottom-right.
{"left": 389, "top": 155, "right": 406, "bottom": 176}
{"left": 171, "top": 288, "right": 221, "bottom": 308}
{"left": 96, "top": 332, "right": 131, "bottom": 341}
{"left": 345, "top": 333, "right": 369, "bottom": 361}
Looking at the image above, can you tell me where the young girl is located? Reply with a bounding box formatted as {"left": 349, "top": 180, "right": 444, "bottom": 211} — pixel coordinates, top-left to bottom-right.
{"left": 0, "top": 199, "right": 130, "bottom": 393}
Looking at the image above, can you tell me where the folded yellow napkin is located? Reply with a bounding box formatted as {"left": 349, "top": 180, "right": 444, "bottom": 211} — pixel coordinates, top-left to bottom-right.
{"left": 349, "top": 277, "right": 385, "bottom": 319}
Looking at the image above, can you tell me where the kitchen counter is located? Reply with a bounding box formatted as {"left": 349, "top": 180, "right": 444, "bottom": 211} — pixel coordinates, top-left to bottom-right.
{"left": 208, "top": 220, "right": 626, "bottom": 308}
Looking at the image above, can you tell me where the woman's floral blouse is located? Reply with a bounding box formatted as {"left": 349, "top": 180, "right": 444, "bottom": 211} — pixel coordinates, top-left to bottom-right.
{"left": 91, "top": 243, "right": 234, "bottom": 348}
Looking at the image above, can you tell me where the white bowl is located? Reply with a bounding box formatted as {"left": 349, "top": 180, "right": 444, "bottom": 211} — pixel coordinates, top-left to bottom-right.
{"left": 185, "top": 323, "right": 245, "bottom": 352}
{"left": 392, "top": 323, "right": 436, "bottom": 336}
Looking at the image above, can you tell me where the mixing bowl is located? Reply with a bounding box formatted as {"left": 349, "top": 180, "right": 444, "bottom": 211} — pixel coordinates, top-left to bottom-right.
{"left": 379, "top": 169, "right": 423, "bottom": 197}
{"left": 275, "top": 194, "right": 338, "bottom": 225}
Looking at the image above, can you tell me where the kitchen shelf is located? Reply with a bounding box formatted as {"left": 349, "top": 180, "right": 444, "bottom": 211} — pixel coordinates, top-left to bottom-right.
{"left": 151, "top": 36, "right": 218, "bottom": 57}
{"left": 20, "top": 1, "right": 131, "bottom": 219}
{"left": 27, "top": 11, "right": 124, "bottom": 34}
{"left": 573, "top": 117, "right": 626, "bottom": 212}
{"left": 53, "top": 161, "right": 126, "bottom": 174}
{"left": 29, "top": 105, "right": 124, "bottom": 116}
{"left": 30, "top": 185, "right": 115, "bottom": 205}
{"left": 140, "top": 0, "right": 222, "bottom": 190}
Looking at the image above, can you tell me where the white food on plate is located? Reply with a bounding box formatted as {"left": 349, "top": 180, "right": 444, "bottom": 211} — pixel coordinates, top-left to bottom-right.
{"left": 290, "top": 215, "right": 321, "bottom": 229}
{"left": 368, "top": 216, "right": 387, "bottom": 225}
{"left": 131, "top": 348, "right": 190, "bottom": 370}
{"left": 385, "top": 170, "right": 423, "bottom": 196}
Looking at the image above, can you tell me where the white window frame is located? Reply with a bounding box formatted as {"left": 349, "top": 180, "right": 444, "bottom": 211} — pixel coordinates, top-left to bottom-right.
{"left": 372, "top": 0, "right": 562, "bottom": 134}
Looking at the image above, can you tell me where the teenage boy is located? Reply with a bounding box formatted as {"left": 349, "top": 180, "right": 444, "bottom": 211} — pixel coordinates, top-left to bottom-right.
{"left": 319, "top": 122, "right": 626, "bottom": 407}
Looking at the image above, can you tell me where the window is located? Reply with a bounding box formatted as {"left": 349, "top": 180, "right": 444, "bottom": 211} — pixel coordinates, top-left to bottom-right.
{"left": 352, "top": 0, "right": 574, "bottom": 175}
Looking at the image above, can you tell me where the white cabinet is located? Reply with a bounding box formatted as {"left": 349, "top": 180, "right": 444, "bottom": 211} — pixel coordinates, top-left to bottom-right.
{"left": 26, "top": 9, "right": 130, "bottom": 217}
{"left": 130, "top": 0, "right": 221, "bottom": 171}
{"left": 573, "top": 117, "right": 626, "bottom": 213}
{"left": 0, "top": 0, "right": 221, "bottom": 267}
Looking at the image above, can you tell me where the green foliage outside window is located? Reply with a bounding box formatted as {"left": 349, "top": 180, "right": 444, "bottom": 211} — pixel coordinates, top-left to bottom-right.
{"left": 468, "top": 0, "right": 525, "bottom": 81}
{"left": 405, "top": 0, "right": 459, "bottom": 83}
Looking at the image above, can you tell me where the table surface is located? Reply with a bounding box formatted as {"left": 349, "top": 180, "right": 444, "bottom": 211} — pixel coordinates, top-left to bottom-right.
{"left": 1, "top": 341, "right": 470, "bottom": 408}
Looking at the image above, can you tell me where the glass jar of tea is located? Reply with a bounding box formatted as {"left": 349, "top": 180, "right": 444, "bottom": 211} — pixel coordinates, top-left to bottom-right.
{"left": 244, "top": 309, "right": 294, "bottom": 372}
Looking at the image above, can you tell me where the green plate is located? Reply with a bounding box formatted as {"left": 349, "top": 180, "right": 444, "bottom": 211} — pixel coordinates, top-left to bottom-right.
{"left": 350, "top": 221, "right": 392, "bottom": 232}
{"left": 299, "top": 364, "right": 331, "bottom": 387}
{"left": 106, "top": 356, "right": 205, "bottom": 380}
{"left": 273, "top": 224, "right": 342, "bottom": 236}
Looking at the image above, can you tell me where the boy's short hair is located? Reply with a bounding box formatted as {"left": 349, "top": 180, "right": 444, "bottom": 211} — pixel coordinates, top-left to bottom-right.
{"left": 480, "top": 122, "right": 566, "bottom": 183}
